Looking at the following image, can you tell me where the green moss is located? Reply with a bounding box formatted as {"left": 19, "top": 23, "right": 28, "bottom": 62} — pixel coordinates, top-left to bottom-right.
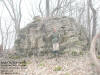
{"left": 28, "top": 51, "right": 33, "bottom": 57}
{"left": 75, "top": 41, "right": 82, "bottom": 45}
{"left": 59, "top": 50, "right": 66, "bottom": 54}
{"left": 20, "top": 60, "right": 27, "bottom": 66}
{"left": 79, "top": 51, "right": 84, "bottom": 55}
{"left": 8, "top": 55, "right": 21, "bottom": 59}
{"left": 39, "top": 63, "right": 45, "bottom": 67}
{"left": 20, "top": 60, "right": 32, "bottom": 66}
{"left": 91, "top": 63, "right": 95, "bottom": 66}
{"left": 71, "top": 51, "right": 78, "bottom": 56}
{"left": 15, "top": 39, "right": 20, "bottom": 44}
{"left": 97, "top": 56, "right": 100, "bottom": 59}
{"left": 26, "top": 61, "right": 32, "bottom": 65}
{"left": 64, "top": 72, "right": 70, "bottom": 75}
{"left": 54, "top": 66, "right": 62, "bottom": 71}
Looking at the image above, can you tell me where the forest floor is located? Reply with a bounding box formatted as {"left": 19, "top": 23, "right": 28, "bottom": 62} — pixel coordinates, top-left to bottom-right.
{"left": 0, "top": 51, "right": 97, "bottom": 75}
{"left": 20, "top": 52, "right": 97, "bottom": 75}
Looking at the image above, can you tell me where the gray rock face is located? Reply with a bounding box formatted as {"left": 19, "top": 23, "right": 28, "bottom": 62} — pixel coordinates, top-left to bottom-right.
{"left": 14, "top": 16, "right": 88, "bottom": 56}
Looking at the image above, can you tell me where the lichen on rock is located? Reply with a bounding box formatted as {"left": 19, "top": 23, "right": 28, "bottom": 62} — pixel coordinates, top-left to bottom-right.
{"left": 14, "top": 16, "right": 88, "bottom": 57}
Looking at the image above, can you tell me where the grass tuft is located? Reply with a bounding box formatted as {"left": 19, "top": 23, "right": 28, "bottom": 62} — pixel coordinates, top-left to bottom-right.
{"left": 54, "top": 66, "right": 62, "bottom": 71}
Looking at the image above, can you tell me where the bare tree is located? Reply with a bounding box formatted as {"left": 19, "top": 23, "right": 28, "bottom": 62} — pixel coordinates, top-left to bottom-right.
{"left": 1, "top": 0, "right": 22, "bottom": 38}
{"left": 89, "top": 0, "right": 97, "bottom": 38}
{"left": 51, "top": 0, "right": 72, "bottom": 16}
{"left": 28, "top": 0, "right": 37, "bottom": 19}
{"left": 46, "top": 0, "right": 50, "bottom": 17}
{"left": 38, "top": 0, "right": 43, "bottom": 17}
{"left": 78, "top": 3, "right": 85, "bottom": 23}
{"left": 51, "top": 0, "right": 62, "bottom": 16}
{"left": 28, "top": 0, "right": 75, "bottom": 17}
{"left": 0, "top": 16, "right": 4, "bottom": 51}
{"left": 4, "top": 22, "right": 11, "bottom": 50}
{"left": 0, "top": 16, "right": 12, "bottom": 51}
{"left": 28, "top": 0, "right": 43, "bottom": 19}
{"left": 87, "top": 0, "right": 91, "bottom": 44}
{"left": 90, "top": 32, "right": 100, "bottom": 74}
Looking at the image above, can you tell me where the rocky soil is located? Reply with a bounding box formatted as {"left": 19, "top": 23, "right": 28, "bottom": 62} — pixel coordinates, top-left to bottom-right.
{"left": 19, "top": 53, "right": 96, "bottom": 75}
{"left": 0, "top": 51, "right": 98, "bottom": 75}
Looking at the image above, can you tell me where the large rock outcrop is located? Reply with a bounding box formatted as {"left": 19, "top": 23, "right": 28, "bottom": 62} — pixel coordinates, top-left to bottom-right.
{"left": 14, "top": 16, "right": 87, "bottom": 56}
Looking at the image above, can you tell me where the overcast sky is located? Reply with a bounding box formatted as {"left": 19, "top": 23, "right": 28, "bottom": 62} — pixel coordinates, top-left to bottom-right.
{"left": 0, "top": 0, "right": 100, "bottom": 28}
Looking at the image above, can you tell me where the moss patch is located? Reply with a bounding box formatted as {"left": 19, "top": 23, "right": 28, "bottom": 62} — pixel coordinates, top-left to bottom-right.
{"left": 8, "top": 55, "right": 21, "bottom": 59}
{"left": 38, "top": 63, "right": 45, "bottom": 67}
{"left": 64, "top": 72, "right": 70, "bottom": 75}
{"left": 54, "top": 66, "right": 62, "bottom": 71}
{"left": 71, "top": 50, "right": 78, "bottom": 56}
{"left": 97, "top": 56, "right": 100, "bottom": 59}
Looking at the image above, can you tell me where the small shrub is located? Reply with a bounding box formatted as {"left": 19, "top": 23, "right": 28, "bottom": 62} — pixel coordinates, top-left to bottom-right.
{"left": 91, "top": 63, "right": 95, "bottom": 66}
{"left": 71, "top": 51, "right": 78, "bottom": 56}
{"left": 54, "top": 66, "right": 62, "bottom": 71}
{"left": 59, "top": 50, "right": 66, "bottom": 54}
{"left": 21, "top": 60, "right": 27, "bottom": 66}
{"left": 79, "top": 51, "right": 84, "bottom": 55}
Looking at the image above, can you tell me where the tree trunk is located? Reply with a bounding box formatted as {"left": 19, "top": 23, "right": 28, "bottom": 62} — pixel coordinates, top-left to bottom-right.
{"left": 87, "top": 0, "right": 91, "bottom": 44}
{"left": 46, "top": 0, "right": 50, "bottom": 17}
{"left": 90, "top": 32, "right": 100, "bottom": 74}
{"left": 89, "top": 0, "right": 97, "bottom": 39}
{"left": 92, "top": 10, "right": 96, "bottom": 38}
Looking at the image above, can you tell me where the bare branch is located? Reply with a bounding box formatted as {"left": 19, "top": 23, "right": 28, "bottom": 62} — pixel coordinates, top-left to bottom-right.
{"left": 38, "top": 0, "right": 43, "bottom": 16}
{"left": 2, "top": 0, "right": 22, "bottom": 38}
{"left": 2, "top": 0, "right": 14, "bottom": 20}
